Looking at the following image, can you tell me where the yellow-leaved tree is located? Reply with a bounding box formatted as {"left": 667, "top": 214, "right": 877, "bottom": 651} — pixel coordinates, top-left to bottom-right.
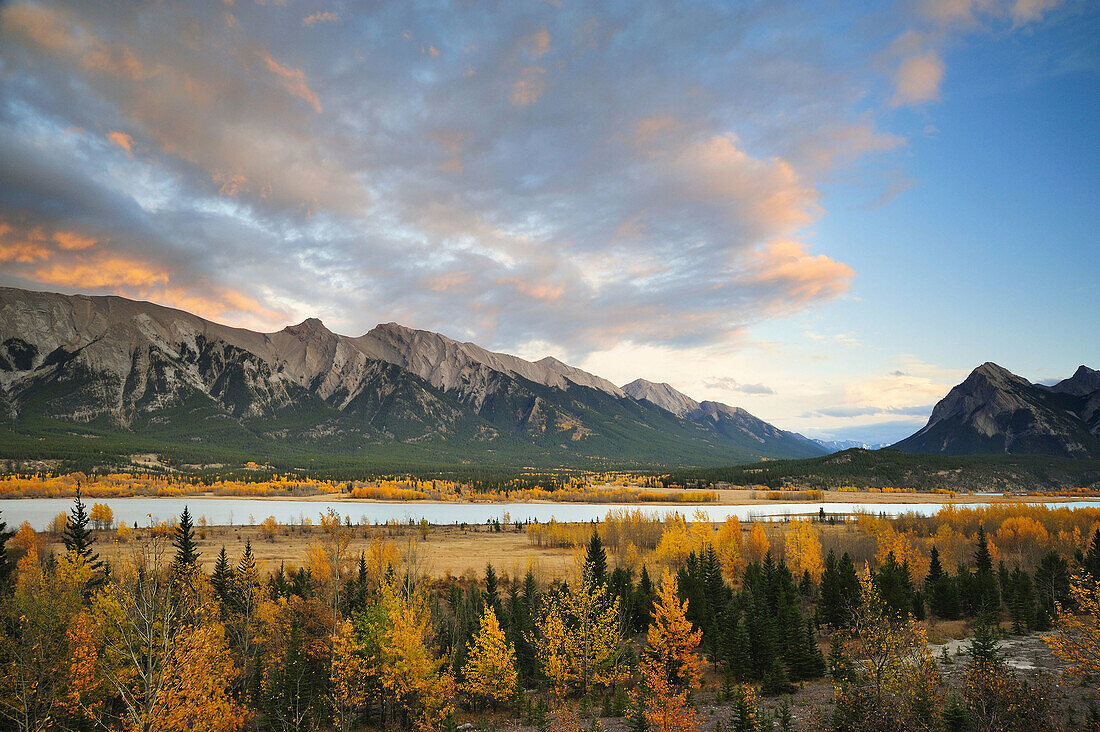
{"left": 378, "top": 581, "right": 455, "bottom": 730}
{"left": 784, "top": 519, "right": 824, "bottom": 581}
{"left": 832, "top": 567, "right": 942, "bottom": 729}
{"left": 647, "top": 569, "right": 702, "bottom": 690}
{"left": 534, "top": 564, "right": 626, "bottom": 697}
{"left": 1047, "top": 572, "right": 1100, "bottom": 687}
{"left": 462, "top": 605, "right": 518, "bottom": 709}
{"left": 715, "top": 516, "right": 744, "bottom": 581}
{"left": 746, "top": 522, "right": 770, "bottom": 564}
{"left": 330, "top": 618, "right": 367, "bottom": 732}
{"left": 635, "top": 569, "right": 702, "bottom": 732}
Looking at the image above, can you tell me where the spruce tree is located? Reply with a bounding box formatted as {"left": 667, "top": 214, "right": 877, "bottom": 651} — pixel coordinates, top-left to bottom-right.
{"left": 1084, "top": 529, "right": 1100, "bottom": 581}
{"left": 62, "top": 488, "right": 103, "bottom": 575}
{"left": 585, "top": 526, "right": 607, "bottom": 587}
{"left": 972, "top": 525, "right": 1000, "bottom": 614}
{"left": 174, "top": 505, "right": 199, "bottom": 569}
{"left": 635, "top": 565, "right": 654, "bottom": 631}
{"left": 484, "top": 562, "right": 500, "bottom": 617}
{"left": 211, "top": 546, "right": 234, "bottom": 604}
{"left": 925, "top": 546, "right": 944, "bottom": 588}
{"left": 0, "top": 510, "right": 14, "bottom": 593}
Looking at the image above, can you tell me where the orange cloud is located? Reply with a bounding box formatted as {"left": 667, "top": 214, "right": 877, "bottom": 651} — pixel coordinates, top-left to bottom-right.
{"left": 30, "top": 256, "right": 167, "bottom": 288}
{"left": 259, "top": 50, "right": 323, "bottom": 113}
{"left": 106, "top": 130, "right": 134, "bottom": 155}
{"left": 0, "top": 241, "right": 51, "bottom": 263}
{"left": 751, "top": 239, "right": 854, "bottom": 303}
{"left": 511, "top": 66, "right": 547, "bottom": 106}
{"left": 302, "top": 11, "right": 338, "bottom": 26}
{"left": 53, "top": 231, "right": 97, "bottom": 251}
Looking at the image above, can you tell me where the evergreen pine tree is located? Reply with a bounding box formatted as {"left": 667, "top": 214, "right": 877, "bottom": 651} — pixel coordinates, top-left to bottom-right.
{"left": 972, "top": 525, "right": 1000, "bottom": 614}
{"left": 484, "top": 562, "right": 500, "bottom": 617}
{"left": 173, "top": 505, "right": 199, "bottom": 569}
{"left": 212, "top": 546, "right": 234, "bottom": 604}
{"left": 1035, "top": 549, "right": 1069, "bottom": 619}
{"left": 925, "top": 546, "right": 944, "bottom": 587}
{"left": 0, "top": 510, "right": 14, "bottom": 593}
{"left": 939, "top": 695, "right": 974, "bottom": 731}
{"left": 586, "top": 526, "right": 608, "bottom": 587}
{"left": 761, "top": 657, "right": 793, "bottom": 696}
{"left": 62, "top": 488, "right": 103, "bottom": 576}
{"left": 968, "top": 613, "right": 1000, "bottom": 666}
{"left": 1084, "top": 529, "right": 1100, "bottom": 581}
{"left": 635, "top": 565, "right": 655, "bottom": 631}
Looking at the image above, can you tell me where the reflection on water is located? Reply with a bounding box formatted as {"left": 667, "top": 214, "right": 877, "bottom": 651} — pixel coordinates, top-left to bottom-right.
{"left": 2, "top": 496, "right": 1099, "bottom": 530}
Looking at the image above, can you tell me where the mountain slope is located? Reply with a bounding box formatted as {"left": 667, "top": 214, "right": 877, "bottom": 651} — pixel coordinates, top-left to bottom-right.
{"left": 0, "top": 286, "right": 821, "bottom": 467}
{"left": 893, "top": 362, "right": 1100, "bottom": 458}
{"left": 622, "top": 379, "right": 825, "bottom": 459}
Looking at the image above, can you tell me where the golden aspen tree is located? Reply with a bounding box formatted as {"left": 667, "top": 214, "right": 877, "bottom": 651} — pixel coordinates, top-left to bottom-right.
{"left": 330, "top": 619, "right": 366, "bottom": 732}
{"left": 61, "top": 611, "right": 103, "bottom": 723}
{"left": 639, "top": 660, "right": 702, "bottom": 732}
{"left": 647, "top": 569, "right": 702, "bottom": 690}
{"left": 746, "top": 521, "right": 770, "bottom": 564}
{"left": 1047, "top": 572, "right": 1100, "bottom": 687}
{"left": 833, "top": 567, "right": 942, "bottom": 729}
{"left": 784, "top": 519, "right": 824, "bottom": 581}
{"left": 379, "top": 582, "right": 455, "bottom": 728}
{"left": 155, "top": 613, "right": 250, "bottom": 732}
{"left": 534, "top": 569, "right": 626, "bottom": 696}
{"left": 715, "top": 516, "right": 744, "bottom": 581}
{"left": 461, "top": 605, "right": 518, "bottom": 708}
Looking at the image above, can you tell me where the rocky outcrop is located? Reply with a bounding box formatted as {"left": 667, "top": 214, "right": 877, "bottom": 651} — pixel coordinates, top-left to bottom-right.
{"left": 894, "top": 362, "right": 1100, "bottom": 458}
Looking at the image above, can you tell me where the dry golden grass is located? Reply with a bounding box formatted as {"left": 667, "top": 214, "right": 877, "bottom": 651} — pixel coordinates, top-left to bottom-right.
{"left": 45, "top": 523, "right": 577, "bottom": 583}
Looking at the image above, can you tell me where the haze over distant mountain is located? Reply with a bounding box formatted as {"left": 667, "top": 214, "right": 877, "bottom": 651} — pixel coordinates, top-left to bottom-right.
{"left": 811, "top": 439, "right": 892, "bottom": 454}
{"left": 0, "top": 287, "right": 825, "bottom": 467}
{"left": 893, "top": 362, "right": 1100, "bottom": 459}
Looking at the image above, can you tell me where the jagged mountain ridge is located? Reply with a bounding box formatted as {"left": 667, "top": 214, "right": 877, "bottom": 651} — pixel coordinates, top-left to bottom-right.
{"left": 0, "top": 286, "right": 824, "bottom": 464}
{"left": 622, "top": 378, "right": 823, "bottom": 457}
{"left": 893, "top": 362, "right": 1100, "bottom": 458}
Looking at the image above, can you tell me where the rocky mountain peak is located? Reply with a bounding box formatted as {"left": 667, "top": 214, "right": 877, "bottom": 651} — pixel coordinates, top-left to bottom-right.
{"left": 1050, "top": 365, "right": 1100, "bottom": 397}
{"left": 621, "top": 379, "right": 700, "bottom": 417}
{"left": 283, "top": 317, "right": 331, "bottom": 339}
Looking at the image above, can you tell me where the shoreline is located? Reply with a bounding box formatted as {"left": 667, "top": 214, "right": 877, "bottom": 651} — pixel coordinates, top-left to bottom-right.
{"left": 2, "top": 487, "right": 1097, "bottom": 507}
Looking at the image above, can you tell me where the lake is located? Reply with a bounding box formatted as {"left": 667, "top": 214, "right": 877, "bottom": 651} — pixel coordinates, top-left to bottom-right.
{"left": 3, "top": 497, "right": 1099, "bottom": 530}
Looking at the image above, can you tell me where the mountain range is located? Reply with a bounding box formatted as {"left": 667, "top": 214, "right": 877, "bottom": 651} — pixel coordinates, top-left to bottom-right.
{"left": 893, "top": 362, "right": 1100, "bottom": 459}
{"left": 0, "top": 287, "right": 825, "bottom": 468}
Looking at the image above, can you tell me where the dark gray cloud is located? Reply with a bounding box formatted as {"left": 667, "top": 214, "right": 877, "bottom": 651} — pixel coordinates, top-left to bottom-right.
{"left": 0, "top": 0, "right": 923, "bottom": 351}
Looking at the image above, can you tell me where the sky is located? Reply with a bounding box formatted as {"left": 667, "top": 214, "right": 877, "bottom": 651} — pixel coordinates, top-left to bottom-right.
{"left": 0, "top": 0, "right": 1096, "bottom": 445}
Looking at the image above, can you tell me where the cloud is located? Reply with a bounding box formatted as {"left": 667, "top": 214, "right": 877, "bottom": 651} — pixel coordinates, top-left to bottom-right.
{"left": 810, "top": 404, "right": 935, "bottom": 418}
{"left": 106, "top": 131, "right": 134, "bottom": 155}
{"left": 511, "top": 66, "right": 547, "bottom": 106}
{"left": 891, "top": 51, "right": 945, "bottom": 106}
{"left": 257, "top": 49, "right": 323, "bottom": 114}
{"left": 704, "top": 376, "right": 775, "bottom": 395}
{"left": 0, "top": 0, "right": 1070, "bottom": 360}
{"left": 302, "top": 11, "right": 338, "bottom": 27}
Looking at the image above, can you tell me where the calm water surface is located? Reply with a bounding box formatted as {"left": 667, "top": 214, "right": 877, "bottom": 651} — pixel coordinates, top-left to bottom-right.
{"left": 3, "top": 497, "right": 1099, "bottom": 530}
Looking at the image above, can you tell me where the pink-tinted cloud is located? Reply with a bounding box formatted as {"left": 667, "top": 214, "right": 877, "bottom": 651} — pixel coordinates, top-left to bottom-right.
{"left": 258, "top": 49, "right": 323, "bottom": 113}
{"left": 891, "top": 51, "right": 945, "bottom": 107}
{"left": 106, "top": 130, "right": 134, "bottom": 155}
{"left": 751, "top": 239, "right": 855, "bottom": 305}
{"left": 302, "top": 11, "right": 338, "bottom": 27}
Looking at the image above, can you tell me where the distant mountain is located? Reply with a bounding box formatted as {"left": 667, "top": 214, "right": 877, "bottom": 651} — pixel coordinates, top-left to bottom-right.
{"left": 622, "top": 379, "right": 824, "bottom": 458}
{"left": 893, "top": 362, "right": 1100, "bottom": 459}
{"left": 812, "top": 439, "right": 891, "bottom": 454}
{"left": 0, "top": 286, "right": 825, "bottom": 468}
